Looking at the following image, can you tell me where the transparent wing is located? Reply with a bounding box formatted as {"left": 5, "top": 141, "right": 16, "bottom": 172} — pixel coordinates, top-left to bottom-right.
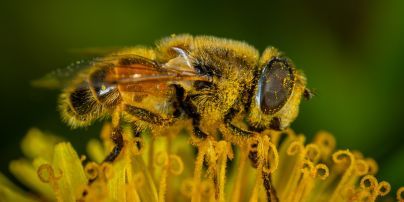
{"left": 67, "top": 47, "right": 122, "bottom": 57}
{"left": 31, "top": 59, "right": 98, "bottom": 89}
{"left": 32, "top": 47, "right": 209, "bottom": 92}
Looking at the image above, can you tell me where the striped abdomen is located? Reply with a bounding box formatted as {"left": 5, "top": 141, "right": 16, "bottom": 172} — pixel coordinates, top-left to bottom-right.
{"left": 60, "top": 65, "right": 121, "bottom": 127}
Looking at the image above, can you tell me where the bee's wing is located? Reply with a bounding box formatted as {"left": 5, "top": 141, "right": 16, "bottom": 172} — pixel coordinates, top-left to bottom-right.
{"left": 31, "top": 59, "right": 99, "bottom": 89}
{"left": 33, "top": 48, "right": 207, "bottom": 92}
{"left": 67, "top": 47, "right": 122, "bottom": 57}
{"left": 108, "top": 53, "right": 209, "bottom": 95}
{"left": 30, "top": 55, "right": 158, "bottom": 90}
{"left": 32, "top": 46, "right": 123, "bottom": 89}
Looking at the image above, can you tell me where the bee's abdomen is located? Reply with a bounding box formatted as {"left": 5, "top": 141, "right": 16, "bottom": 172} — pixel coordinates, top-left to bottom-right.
{"left": 89, "top": 67, "right": 121, "bottom": 106}
{"left": 69, "top": 82, "right": 96, "bottom": 115}
{"left": 60, "top": 81, "right": 102, "bottom": 127}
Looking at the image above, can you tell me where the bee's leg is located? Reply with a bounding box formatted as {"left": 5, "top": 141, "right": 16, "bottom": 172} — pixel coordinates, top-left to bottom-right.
{"left": 182, "top": 98, "right": 207, "bottom": 140}
{"left": 222, "top": 107, "right": 279, "bottom": 202}
{"left": 124, "top": 105, "right": 174, "bottom": 126}
{"left": 103, "top": 126, "right": 124, "bottom": 162}
{"left": 222, "top": 108, "right": 254, "bottom": 142}
{"left": 103, "top": 109, "right": 124, "bottom": 163}
{"left": 263, "top": 171, "right": 279, "bottom": 202}
{"left": 192, "top": 118, "right": 208, "bottom": 140}
{"left": 173, "top": 85, "right": 208, "bottom": 140}
{"left": 130, "top": 124, "right": 143, "bottom": 150}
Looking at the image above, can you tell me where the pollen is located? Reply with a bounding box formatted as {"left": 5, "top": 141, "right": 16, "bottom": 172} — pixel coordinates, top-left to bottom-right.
{"left": 0, "top": 127, "right": 402, "bottom": 202}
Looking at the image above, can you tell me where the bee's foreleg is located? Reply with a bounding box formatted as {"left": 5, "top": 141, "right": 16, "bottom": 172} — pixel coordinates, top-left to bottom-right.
{"left": 221, "top": 107, "right": 254, "bottom": 144}
{"left": 221, "top": 107, "right": 279, "bottom": 202}
{"left": 221, "top": 107, "right": 259, "bottom": 164}
{"left": 263, "top": 171, "right": 279, "bottom": 202}
{"left": 221, "top": 108, "right": 260, "bottom": 166}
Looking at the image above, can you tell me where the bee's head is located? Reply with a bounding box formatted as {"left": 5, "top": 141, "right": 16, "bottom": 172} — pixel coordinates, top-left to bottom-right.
{"left": 247, "top": 48, "right": 308, "bottom": 131}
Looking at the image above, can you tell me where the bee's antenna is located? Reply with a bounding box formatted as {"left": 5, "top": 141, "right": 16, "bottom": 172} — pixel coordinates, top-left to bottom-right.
{"left": 303, "top": 88, "right": 316, "bottom": 100}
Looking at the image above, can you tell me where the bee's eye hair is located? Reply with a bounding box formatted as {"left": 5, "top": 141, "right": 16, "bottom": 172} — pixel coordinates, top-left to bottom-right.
{"left": 258, "top": 58, "right": 294, "bottom": 114}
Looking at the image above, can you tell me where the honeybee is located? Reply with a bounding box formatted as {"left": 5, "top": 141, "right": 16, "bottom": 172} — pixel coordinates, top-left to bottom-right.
{"left": 58, "top": 34, "right": 309, "bottom": 163}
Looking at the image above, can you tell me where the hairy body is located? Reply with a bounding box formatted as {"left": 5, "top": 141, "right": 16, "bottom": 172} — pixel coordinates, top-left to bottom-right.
{"left": 59, "top": 34, "right": 307, "bottom": 162}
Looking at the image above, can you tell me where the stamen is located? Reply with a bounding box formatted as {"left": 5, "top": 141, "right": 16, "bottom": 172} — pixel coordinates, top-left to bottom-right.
{"left": 6, "top": 123, "right": 400, "bottom": 201}
{"left": 329, "top": 150, "right": 355, "bottom": 202}
{"left": 154, "top": 151, "right": 169, "bottom": 202}
{"left": 148, "top": 137, "right": 155, "bottom": 181}
{"left": 358, "top": 175, "right": 391, "bottom": 201}
{"left": 216, "top": 141, "right": 230, "bottom": 202}
{"left": 191, "top": 141, "right": 209, "bottom": 202}
{"left": 355, "top": 160, "right": 369, "bottom": 176}
{"left": 168, "top": 155, "right": 184, "bottom": 176}
{"left": 314, "top": 164, "right": 329, "bottom": 180}
{"left": 230, "top": 145, "right": 248, "bottom": 202}
{"left": 262, "top": 140, "right": 279, "bottom": 174}
{"left": 287, "top": 141, "right": 304, "bottom": 155}
{"left": 154, "top": 151, "right": 169, "bottom": 168}
{"left": 158, "top": 167, "right": 168, "bottom": 202}
{"left": 37, "top": 164, "right": 63, "bottom": 183}
{"left": 360, "top": 175, "right": 377, "bottom": 190}
{"left": 365, "top": 158, "right": 378, "bottom": 175}
{"left": 378, "top": 181, "right": 391, "bottom": 196}
{"left": 180, "top": 179, "right": 194, "bottom": 198}
{"left": 133, "top": 172, "right": 145, "bottom": 188}
{"left": 397, "top": 187, "right": 404, "bottom": 201}
{"left": 200, "top": 180, "right": 214, "bottom": 199}
{"left": 84, "top": 162, "right": 99, "bottom": 181}
{"left": 100, "top": 163, "right": 114, "bottom": 180}
{"left": 313, "top": 131, "right": 336, "bottom": 160}
{"left": 249, "top": 135, "right": 279, "bottom": 202}
{"left": 304, "top": 144, "right": 320, "bottom": 163}
{"left": 37, "top": 164, "right": 63, "bottom": 201}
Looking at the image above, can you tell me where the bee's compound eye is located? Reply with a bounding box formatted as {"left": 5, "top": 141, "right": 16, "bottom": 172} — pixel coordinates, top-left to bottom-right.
{"left": 258, "top": 58, "right": 294, "bottom": 115}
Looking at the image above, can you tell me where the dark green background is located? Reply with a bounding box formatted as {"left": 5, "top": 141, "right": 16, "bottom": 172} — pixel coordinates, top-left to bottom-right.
{"left": 1, "top": 0, "right": 403, "bottom": 194}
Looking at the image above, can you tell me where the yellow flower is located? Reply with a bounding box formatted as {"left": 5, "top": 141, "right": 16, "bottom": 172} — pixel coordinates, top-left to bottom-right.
{"left": 0, "top": 126, "right": 402, "bottom": 202}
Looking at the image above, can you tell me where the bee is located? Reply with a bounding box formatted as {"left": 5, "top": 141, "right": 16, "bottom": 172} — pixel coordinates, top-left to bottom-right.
{"left": 58, "top": 34, "right": 310, "bottom": 163}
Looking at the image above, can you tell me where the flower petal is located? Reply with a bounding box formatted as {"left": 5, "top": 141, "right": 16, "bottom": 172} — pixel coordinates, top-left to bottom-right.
{"left": 21, "top": 128, "right": 62, "bottom": 161}
{"left": 0, "top": 172, "right": 39, "bottom": 202}
{"left": 51, "top": 142, "right": 87, "bottom": 201}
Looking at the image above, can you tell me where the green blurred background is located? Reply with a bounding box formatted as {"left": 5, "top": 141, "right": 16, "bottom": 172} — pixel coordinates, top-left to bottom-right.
{"left": 1, "top": 0, "right": 403, "bottom": 195}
